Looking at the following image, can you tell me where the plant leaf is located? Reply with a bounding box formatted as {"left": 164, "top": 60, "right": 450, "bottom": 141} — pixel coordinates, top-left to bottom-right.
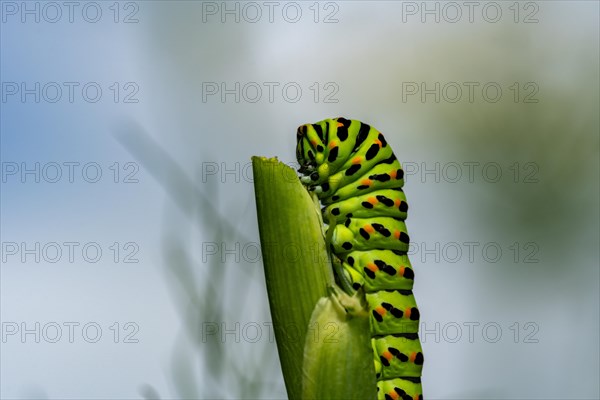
{"left": 302, "top": 290, "right": 376, "bottom": 400}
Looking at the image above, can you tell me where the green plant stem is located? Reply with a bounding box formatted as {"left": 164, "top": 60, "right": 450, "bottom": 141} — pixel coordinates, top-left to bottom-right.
{"left": 253, "top": 157, "right": 332, "bottom": 399}
{"left": 252, "top": 157, "right": 376, "bottom": 400}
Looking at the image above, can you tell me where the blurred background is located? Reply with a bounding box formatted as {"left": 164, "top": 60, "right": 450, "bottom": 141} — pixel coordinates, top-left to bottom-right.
{"left": 1, "top": 1, "right": 598, "bottom": 399}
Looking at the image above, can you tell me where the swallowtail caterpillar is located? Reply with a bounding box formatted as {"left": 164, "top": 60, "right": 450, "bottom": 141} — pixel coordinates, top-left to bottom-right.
{"left": 296, "top": 118, "right": 424, "bottom": 400}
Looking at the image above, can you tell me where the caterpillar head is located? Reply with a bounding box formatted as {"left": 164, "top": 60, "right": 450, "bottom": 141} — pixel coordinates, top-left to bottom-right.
{"left": 296, "top": 118, "right": 351, "bottom": 185}
{"left": 296, "top": 122, "right": 326, "bottom": 176}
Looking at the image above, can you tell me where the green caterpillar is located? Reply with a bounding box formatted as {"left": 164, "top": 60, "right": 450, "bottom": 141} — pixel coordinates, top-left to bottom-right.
{"left": 296, "top": 117, "right": 424, "bottom": 400}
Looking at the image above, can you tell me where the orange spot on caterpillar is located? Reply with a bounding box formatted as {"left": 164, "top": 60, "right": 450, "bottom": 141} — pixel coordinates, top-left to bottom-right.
{"left": 409, "top": 352, "right": 417, "bottom": 363}
{"left": 382, "top": 350, "right": 393, "bottom": 361}
{"left": 367, "top": 263, "right": 378, "bottom": 273}
{"left": 394, "top": 230, "right": 400, "bottom": 239}
{"left": 388, "top": 391, "right": 400, "bottom": 400}
{"left": 310, "top": 139, "right": 318, "bottom": 147}
{"left": 361, "top": 179, "right": 372, "bottom": 186}
{"left": 374, "top": 139, "right": 382, "bottom": 147}
{"left": 399, "top": 266, "right": 405, "bottom": 276}
{"left": 389, "top": 170, "right": 397, "bottom": 179}
{"left": 337, "top": 122, "right": 344, "bottom": 128}
{"left": 368, "top": 197, "right": 378, "bottom": 205}
{"left": 404, "top": 308, "right": 411, "bottom": 319}
{"left": 328, "top": 141, "right": 337, "bottom": 149}
{"left": 364, "top": 224, "right": 375, "bottom": 234}
{"left": 352, "top": 156, "right": 362, "bottom": 164}
{"left": 395, "top": 199, "right": 401, "bottom": 207}
{"left": 375, "top": 306, "right": 387, "bottom": 316}
{"left": 413, "top": 395, "right": 420, "bottom": 400}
